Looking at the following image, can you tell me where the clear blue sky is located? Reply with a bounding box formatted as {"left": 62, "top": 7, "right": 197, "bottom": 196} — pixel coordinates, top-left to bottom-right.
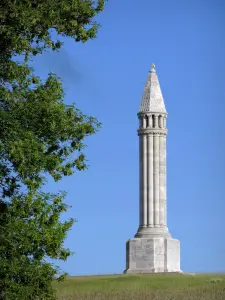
{"left": 31, "top": 0, "right": 225, "bottom": 275}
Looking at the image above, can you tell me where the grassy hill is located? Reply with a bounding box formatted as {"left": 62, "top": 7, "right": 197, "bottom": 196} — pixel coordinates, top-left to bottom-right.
{"left": 55, "top": 273, "right": 225, "bottom": 300}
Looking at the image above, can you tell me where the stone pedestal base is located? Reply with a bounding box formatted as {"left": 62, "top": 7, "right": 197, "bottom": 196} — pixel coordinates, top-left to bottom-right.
{"left": 124, "top": 237, "right": 181, "bottom": 274}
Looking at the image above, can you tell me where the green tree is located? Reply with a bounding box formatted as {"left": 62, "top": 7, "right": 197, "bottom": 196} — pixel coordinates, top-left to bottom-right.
{"left": 0, "top": 191, "right": 73, "bottom": 300}
{"left": 0, "top": 0, "right": 106, "bottom": 299}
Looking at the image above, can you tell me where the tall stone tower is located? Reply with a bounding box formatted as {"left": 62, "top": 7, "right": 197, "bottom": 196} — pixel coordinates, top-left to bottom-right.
{"left": 124, "top": 64, "right": 181, "bottom": 273}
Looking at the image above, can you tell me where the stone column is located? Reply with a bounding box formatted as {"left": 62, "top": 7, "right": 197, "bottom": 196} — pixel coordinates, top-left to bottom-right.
{"left": 139, "top": 127, "right": 147, "bottom": 227}
{"left": 143, "top": 116, "right": 146, "bottom": 129}
{"left": 139, "top": 135, "right": 143, "bottom": 226}
{"left": 153, "top": 132, "right": 160, "bottom": 226}
{"left": 143, "top": 134, "right": 147, "bottom": 226}
{"left": 149, "top": 114, "right": 153, "bottom": 128}
{"left": 147, "top": 134, "right": 154, "bottom": 227}
{"left": 159, "top": 135, "right": 166, "bottom": 226}
{"left": 163, "top": 116, "right": 167, "bottom": 128}
{"left": 164, "top": 135, "right": 167, "bottom": 226}
{"left": 159, "top": 116, "right": 163, "bottom": 128}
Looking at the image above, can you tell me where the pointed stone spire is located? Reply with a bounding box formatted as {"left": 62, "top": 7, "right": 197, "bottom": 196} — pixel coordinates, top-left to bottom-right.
{"left": 139, "top": 64, "right": 167, "bottom": 114}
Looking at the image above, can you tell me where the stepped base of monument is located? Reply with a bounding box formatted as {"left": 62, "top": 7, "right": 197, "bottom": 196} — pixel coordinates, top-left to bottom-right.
{"left": 124, "top": 236, "right": 181, "bottom": 274}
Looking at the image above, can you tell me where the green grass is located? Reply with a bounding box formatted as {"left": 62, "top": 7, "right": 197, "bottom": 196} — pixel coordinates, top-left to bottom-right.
{"left": 55, "top": 273, "right": 225, "bottom": 300}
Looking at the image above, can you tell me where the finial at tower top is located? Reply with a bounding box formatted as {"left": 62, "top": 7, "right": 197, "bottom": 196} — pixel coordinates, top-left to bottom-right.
{"left": 150, "top": 63, "right": 156, "bottom": 72}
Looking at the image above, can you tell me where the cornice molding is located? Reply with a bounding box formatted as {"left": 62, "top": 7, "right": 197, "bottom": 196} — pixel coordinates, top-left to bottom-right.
{"left": 138, "top": 129, "right": 168, "bottom": 136}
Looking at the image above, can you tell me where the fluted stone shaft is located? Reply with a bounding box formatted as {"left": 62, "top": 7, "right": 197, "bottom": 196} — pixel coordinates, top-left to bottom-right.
{"left": 153, "top": 134, "right": 160, "bottom": 226}
{"left": 143, "top": 135, "right": 147, "bottom": 226}
{"left": 137, "top": 114, "right": 168, "bottom": 234}
{"left": 139, "top": 135, "right": 143, "bottom": 226}
{"left": 147, "top": 134, "right": 154, "bottom": 227}
{"left": 163, "top": 136, "right": 167, "bottom": 225}
{"left": 159, "top": 136, "right": 166, "bottom": 226}
{"left": 139, "top": 134, "right": 148, "bottom": 227}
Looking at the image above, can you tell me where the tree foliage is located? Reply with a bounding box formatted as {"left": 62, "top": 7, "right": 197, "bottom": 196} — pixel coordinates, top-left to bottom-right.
{"left": 0, "top": 192, "right": 73, "bottom": 300}
{"left": 0, "top": 69, "right": 100, "bottom": 198}
{"left": 0, "top": 0, "right": 106, "bottom": 299}
{"left": 0, "top": 0, "right": 105, "bottom": 198}
{"left": 0, "top": 0, "right": 104, "bottom": 78}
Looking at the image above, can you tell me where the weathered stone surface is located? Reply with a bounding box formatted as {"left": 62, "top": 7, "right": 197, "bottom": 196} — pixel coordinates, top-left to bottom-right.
{"left": 166, "top": 238, "right": 181, "bottom": 272}
{"left": 124, "top": 237, "right": 181, "bottom": 273}
{"left": 139, "top": 64, "right": 167, "bottom": 114}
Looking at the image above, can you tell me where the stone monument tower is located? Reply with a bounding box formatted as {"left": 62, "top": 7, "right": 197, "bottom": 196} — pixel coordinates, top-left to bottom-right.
{"left": 124, "top": 64, "right": 181, "bottom": 273}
